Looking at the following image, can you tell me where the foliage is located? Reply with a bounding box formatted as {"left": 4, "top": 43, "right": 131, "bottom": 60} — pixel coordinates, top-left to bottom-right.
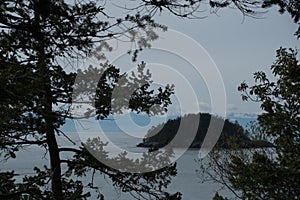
{"left": 198, "top": 48, "right": 300, "bottom": 199}
{"left": 138, "top": 113, "right": 270, "bottom": 149}
{"left": 213, "top": 192, "right": 229, "bottom": 200}
{"left": 0, "top": 0, "right": 178, "bottom": 199}
{"left": 262, "top": 0, "right": 300, "bottom": 38}
{"left": 63, "top": 137, "right": 181, "bottom": 199}
{"left": 1, "top": 0, "right": 299, "bottom": 199}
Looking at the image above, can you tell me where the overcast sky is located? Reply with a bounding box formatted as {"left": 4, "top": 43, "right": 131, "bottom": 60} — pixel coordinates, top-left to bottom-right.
{"left": 113, "top": 4, "right": 299, "bottom": 116}
{"left": 158, "top": 6, "right": 299, "bottom": 115}
{"left": 81, "top": 2, "right": 299, "bottom": 119}
{"left": 68, "top": 1, "right": 300, "bottom": 147}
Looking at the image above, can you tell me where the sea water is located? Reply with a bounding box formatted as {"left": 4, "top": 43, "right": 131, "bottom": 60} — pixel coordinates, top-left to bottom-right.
{"left": 0, "top": 130, "right": 233, "bottom": 200}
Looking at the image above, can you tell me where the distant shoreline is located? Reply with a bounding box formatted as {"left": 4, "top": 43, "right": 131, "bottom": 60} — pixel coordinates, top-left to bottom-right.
{"left": 136, "top": 113, "right": 272, "bottom": 150}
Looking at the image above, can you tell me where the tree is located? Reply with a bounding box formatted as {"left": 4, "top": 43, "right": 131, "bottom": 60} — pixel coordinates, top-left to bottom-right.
{"left": 137, "top": 113, "right": 270, "bottom": 149}
{"left": 195, "top": 1, "right": 300, "bottom": 198}
{"left": 198, "top": 47, "right": 300, "bottom": 199}
{"left": 261, "top": 0, "right": 300, "bottom": 37}
{"left": 1, "top": 0, "right": 299, "bottom": 199}
{"left": 0, "top": 0, "right": 176, "bottom": 199}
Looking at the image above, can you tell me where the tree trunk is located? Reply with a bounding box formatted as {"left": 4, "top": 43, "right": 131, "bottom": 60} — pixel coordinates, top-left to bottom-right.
{"left": 41, "top": 43, "right": 64, "bottom": 200}
{"left": 46, "top": 125, "right": 63, "bottom": 200}
{"left": 33, "top": 1, "right": 63, "bottom": 198}
{"left": 41, "top": 48, "right": 64, "bottom": 200}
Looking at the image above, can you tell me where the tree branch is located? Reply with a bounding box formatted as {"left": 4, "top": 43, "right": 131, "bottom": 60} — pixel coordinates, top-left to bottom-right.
{"left": 0, "top": 188, "right": 39, "bottom": 199}
{"left": 56, "top": 129, "right": 76, "bottom": 145}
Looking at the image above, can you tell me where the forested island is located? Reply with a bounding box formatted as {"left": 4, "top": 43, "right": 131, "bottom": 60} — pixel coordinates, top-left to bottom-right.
{"left": 137, "top": 113, "right": 272, "bottom": 149}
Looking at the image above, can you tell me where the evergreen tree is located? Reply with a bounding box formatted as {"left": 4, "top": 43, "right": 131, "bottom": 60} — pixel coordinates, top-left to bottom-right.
{"left": 198, "top": 48, "right": 300, "bottom": 199}
{"left": 0, "top": 1, "right": 176, "bottom": 199}
{"left": 1, "top": 0, "right": 299, "bottom": 199}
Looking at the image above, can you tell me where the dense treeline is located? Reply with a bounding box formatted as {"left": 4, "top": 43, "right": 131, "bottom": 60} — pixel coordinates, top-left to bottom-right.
{"left": 137, "top": 113, "right": 271, "bottom": 149}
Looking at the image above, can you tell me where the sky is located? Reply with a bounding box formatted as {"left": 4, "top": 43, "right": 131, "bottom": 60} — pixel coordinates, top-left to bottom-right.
{"left": 66, "top": 3, "right": 300, "bottom": 164}
{"left": 72, "top": 1, "right": 300, "bottom": 128}
{"left": 97, "top": 2, "right": 299, "bottom": 118}
{"left": 155, "top": 6, "right": 299, "bottom": 115}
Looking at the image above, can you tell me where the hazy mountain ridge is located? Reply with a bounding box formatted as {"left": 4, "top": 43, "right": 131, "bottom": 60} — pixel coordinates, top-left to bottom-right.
{"left": 61, "top": 112, "right": 257, "bottom": 133}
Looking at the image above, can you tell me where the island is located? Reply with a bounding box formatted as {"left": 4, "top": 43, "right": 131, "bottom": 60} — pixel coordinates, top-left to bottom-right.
{"left": 137, "top": 113, "right": 272, "bottom": 149}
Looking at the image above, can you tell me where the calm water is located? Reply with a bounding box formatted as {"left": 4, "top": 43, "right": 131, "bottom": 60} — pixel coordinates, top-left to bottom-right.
{"left": 0, "top": 131, "right": 233, "bottom": 199}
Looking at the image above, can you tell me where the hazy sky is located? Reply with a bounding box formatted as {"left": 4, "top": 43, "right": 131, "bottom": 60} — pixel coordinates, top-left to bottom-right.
{"left": 108, "top": 3, "right": 299, "bottom": 117}
{"left": 156, "top": 6, "right": 299, "bottom": 115}
{"left": 83, "top": 2, "right": 299, "bottom": 118}
{"left": 69, "top": 1, "right": 300, "bottom": 152}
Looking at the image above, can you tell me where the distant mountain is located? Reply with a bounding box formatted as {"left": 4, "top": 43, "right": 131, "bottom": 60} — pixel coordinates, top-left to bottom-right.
{"left": 60, "top": 112, "right": 172, "bottom": 134}
{"left": 137, "top": 113, "right": 271, "bottom": 149}
{"left": 61, "top": 112, "right": 258, "bottom": 134}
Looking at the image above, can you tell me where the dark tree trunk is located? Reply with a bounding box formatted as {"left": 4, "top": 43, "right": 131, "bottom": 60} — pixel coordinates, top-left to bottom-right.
{"left": 33, "top": 2, "right": 63, "bottom": 198}
{"left": 41, "top": 44, "right": 63, "bottom": 200}
{"left": 46, "top": 124, "right": 63, "bottom": 200}
{"left": 41, "top": 49, "right": 64, "bottom": 200}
